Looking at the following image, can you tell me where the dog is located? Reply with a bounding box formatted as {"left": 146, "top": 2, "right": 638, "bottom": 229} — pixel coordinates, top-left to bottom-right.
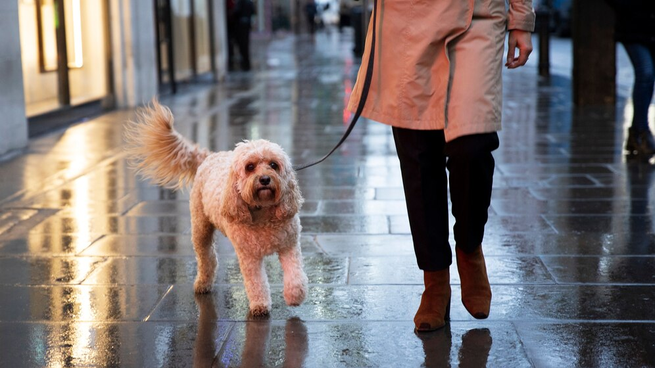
{"left": 125, "top": 100, "right": 308, "bottom": 316}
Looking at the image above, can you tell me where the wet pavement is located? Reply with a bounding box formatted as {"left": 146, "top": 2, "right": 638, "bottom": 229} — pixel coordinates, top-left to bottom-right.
{"left": 1, "top": 29, "right": 655, "bottom": 367}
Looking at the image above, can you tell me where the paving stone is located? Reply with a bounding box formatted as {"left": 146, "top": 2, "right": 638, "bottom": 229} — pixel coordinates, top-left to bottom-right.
{"left": 515, "top": 323, "right": 655, "bottom": 368}
{"left": 80, "top": 234, "right": 322, "bottom": 256}
{"left": 541, "top": 256, "right": 655, "bottom": 284}
{"left": 300, "top": 215, "right": 389, "bottom": 234}
{"left": 0, "top": 234, "right": 102, "bottom": 255}
{"left": 0, "top": 256, "right": 107, "bottom": 285}
{"left": 0, "top": 285, "right": 170, "bottom": 322}
{"left": 0, "top": 321, "right": 233, "bottom": 368}
{"left": 218, "top": 321, "right": 532, "bottom": 368}
{"left": 18, "top": 215, "right": 192, "bottom": 235}
{"left": 348, "top": 256, "right": 555, "bottom": 285}
{"left": 83, "top": 255, "right": 349, "bottom": 286}
{"left": 315, "top": 234, "right": 416, "bottom": 256}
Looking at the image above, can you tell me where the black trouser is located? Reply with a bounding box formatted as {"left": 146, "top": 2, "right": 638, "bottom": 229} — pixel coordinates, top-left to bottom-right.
{"left": 235, "top": 23, "right": 251, "bottom": 71}
{"left": 392, "top": 127, "right": 499, "bottom": 271}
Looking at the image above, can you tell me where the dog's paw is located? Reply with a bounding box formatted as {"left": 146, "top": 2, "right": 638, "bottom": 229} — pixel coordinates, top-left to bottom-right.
{"left": 249, "top": 305, "right": 270, "bottom": 317}
{"left": 194, "top": 279, "right": 213, "bottom": 294}
{"left": 284, "top": 283, "right": 307, "bottom": 306}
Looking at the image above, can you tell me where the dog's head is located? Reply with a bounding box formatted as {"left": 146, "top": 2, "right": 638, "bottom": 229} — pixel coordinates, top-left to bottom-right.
{"left": 220, "top": 140, "right": 303, "bottom": 223}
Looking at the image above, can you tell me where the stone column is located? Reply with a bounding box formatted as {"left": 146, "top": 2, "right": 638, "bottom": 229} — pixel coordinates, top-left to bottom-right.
{"left": 212, "top": 0, "right": 229, "bottom": 82}
{"left": 109, "top": 0, "right": 159, "bottom": 107}
{"left": 572, "top": 0, "right": 616, "bottom": 106}
{"left": 0, "top": 1, "right": 28, "bottom": 156}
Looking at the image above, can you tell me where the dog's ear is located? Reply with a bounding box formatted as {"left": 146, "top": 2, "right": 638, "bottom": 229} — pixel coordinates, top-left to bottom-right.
{"left": 274, "top": 172, "right": 303, "bottom": 221}
{"left": 220, "top": 171, "right": 251, "bottom": 223}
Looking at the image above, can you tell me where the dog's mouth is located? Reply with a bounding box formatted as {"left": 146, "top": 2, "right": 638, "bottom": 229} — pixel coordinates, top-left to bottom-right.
{"left": 256, "top": 187, "right": 276, "bottom": 200}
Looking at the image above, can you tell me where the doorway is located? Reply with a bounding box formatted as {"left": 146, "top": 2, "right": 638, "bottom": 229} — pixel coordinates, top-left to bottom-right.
{"left": 155, "top": 0, "right": 217, "bottom": 94}
{"left": 19, "top": 0, "right": 113, "bottom": 118}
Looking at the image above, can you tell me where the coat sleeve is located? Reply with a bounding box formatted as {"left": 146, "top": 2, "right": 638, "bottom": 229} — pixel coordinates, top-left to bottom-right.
{"left": 507, "top": 0, "right": 536, "bottom": 32}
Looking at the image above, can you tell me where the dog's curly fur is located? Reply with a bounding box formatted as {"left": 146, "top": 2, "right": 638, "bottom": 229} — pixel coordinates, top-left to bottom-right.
{"left": 125, "top": 100, "right": 308, "bottom": 316}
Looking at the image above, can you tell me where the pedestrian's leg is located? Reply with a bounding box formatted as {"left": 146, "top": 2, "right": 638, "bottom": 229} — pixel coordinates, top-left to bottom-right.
{"left": 392, "top": 127, "right": 451, "bottom": 332}
{"left": 308, "top": 16, "right": 315, "bottom": 34}
{"left": 242, "top": 30, "right": 251, "bottom": 71}
{"left": 236, "top": 26, "right": 251, "bottom": 71}
{"left": 445, "top": 132, "right": 498, "bottom": 319}
{"left": 624, "top": 43, "right": 655, "bottom": 132}
{"left": 623, "top": 42, "right": 655, "bottom": 155}
{"left": 392, "top": 127, "right": 451, "bottom": 270}
{"left": 227, "top": 27, "right": 236, "bottom": 70}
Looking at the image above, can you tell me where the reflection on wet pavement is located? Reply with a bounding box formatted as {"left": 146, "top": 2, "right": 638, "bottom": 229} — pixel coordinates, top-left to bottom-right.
{"left": 1, "top": 30, "right": 655, "bottom": 367}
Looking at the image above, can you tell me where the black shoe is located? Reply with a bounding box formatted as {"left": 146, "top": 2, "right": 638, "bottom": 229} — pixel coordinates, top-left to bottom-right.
{"left": 625, "top": 127, "right": 655, "bottom": 156}
{"left": 625, "top": 127, "right": 638, "bottom": 154}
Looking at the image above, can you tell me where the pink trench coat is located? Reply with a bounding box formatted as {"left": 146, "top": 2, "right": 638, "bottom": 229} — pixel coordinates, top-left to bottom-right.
{"left": 347, "top": 0, "right": 535, "bottom": 142}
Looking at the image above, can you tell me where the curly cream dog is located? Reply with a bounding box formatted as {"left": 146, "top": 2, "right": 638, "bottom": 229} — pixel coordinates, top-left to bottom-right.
{"left": 125, "top": 100, "right": 308, "bottom": 316}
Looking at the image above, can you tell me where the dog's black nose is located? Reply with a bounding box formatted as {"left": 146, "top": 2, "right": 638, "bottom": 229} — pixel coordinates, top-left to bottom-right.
{"left": 259, "top": 176, "right": 271, "bottom": 185}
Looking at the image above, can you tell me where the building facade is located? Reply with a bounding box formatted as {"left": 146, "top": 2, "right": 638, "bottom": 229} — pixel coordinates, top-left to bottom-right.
{"left": 1, "top": 0, "right": 230, "bottom": 157}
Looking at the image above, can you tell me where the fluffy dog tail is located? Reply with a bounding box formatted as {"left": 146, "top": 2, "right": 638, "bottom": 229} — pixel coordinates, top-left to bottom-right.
{"left": 125, "top": 99, "right": 210, "bottom": 189}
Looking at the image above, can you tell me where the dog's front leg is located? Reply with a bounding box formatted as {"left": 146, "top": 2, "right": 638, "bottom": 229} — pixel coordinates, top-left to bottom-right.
{"left": 278, "top": 245, "right": 308, "bottom": 306}
{"left": 237, "top": 254, "right": 272, "bottom": 316}
{"left": 192, "top": 216, "right": 217, "bottom": 294}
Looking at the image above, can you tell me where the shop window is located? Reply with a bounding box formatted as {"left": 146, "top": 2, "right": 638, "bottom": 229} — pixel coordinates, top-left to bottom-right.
{"left": 36, "top": 0, "right": 84, "bottom": 72}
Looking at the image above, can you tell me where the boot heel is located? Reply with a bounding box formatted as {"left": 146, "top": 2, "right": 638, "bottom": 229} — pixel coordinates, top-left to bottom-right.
{"left": 414, "top": 269, "right": 451, "bottom": 332}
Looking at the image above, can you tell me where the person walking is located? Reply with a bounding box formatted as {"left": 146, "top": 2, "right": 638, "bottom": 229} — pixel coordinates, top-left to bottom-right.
{"left": 347, "top": 0, "right": 535, "bottom": 332}
{"left": 226, "top": 0, "right": 236, "bottom": 70}
{"left": 232, "top": 0, "right": 255, "bottom": 71}
{"left": 304, "top": 0, "right": 318, "bottom": 35}
{"left": 338, "top": 0, "right": 352, "bottom": 33}
{"left": 608, "top": 0, "right": 655, "bottom": 157}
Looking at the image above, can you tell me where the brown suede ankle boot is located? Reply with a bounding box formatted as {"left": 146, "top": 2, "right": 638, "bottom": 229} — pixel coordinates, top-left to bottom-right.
{"left": 414, "top": 269, "right": 451, "bottom": 332}
{"left": 456, "top": 246, "right": 491, "bottom": 319}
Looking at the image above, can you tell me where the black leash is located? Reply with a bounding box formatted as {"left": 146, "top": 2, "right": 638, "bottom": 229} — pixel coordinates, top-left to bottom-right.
{"left": 293, "top": 0, "right": 377, "bottom": 171}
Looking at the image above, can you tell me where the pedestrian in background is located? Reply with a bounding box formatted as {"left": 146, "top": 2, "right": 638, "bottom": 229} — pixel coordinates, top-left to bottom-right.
{"left": 304, "top": 0, "right": 318, "bottom": 34}
{"left": 338, "top": 0, "right": 352, "bottom": 32}
{"left": 226, "top": 0, "right": 236, "bottom": 70}
{"left": 230, "top": 0, "right": 255, "bottom": 71}
{"left": 347, "top": 0, "right": 534, "bottom": 332}
{"left": 608, "top": 0, "right": 655, "bottom": 157}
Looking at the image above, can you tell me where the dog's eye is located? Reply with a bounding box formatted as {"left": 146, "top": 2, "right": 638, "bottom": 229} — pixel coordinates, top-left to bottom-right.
{"left": 270, "top": 162, "right": 279, "bottom": 170}
{"left": 246, "top": 163, "right": 255, "bottom": 172}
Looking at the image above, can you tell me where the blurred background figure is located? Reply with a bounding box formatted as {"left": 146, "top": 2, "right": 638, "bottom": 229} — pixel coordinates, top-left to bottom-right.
{"left": 272, "top": 5, "right": 291, "bottom": 32}
{"left": 305, "top": 0, "right": 318, "bottom": 34}
{"left": 608, "top": 0, "right": 655, "bottom": 157}
{"left": 338, "top": 0, "right": 353, "bottom": 32}
{"left": 228, "top": 0, "right": 255, "bottom": 71}
{"left": 317, "top": 0, "right": 340, "bottom": 29}
{"left": 226, "top": 0, "right": 236, "bottom": 70}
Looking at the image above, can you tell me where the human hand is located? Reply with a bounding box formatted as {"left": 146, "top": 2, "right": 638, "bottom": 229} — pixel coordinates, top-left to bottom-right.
{"left": 505, "top": 30, "right": 533, "bottom": 69}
